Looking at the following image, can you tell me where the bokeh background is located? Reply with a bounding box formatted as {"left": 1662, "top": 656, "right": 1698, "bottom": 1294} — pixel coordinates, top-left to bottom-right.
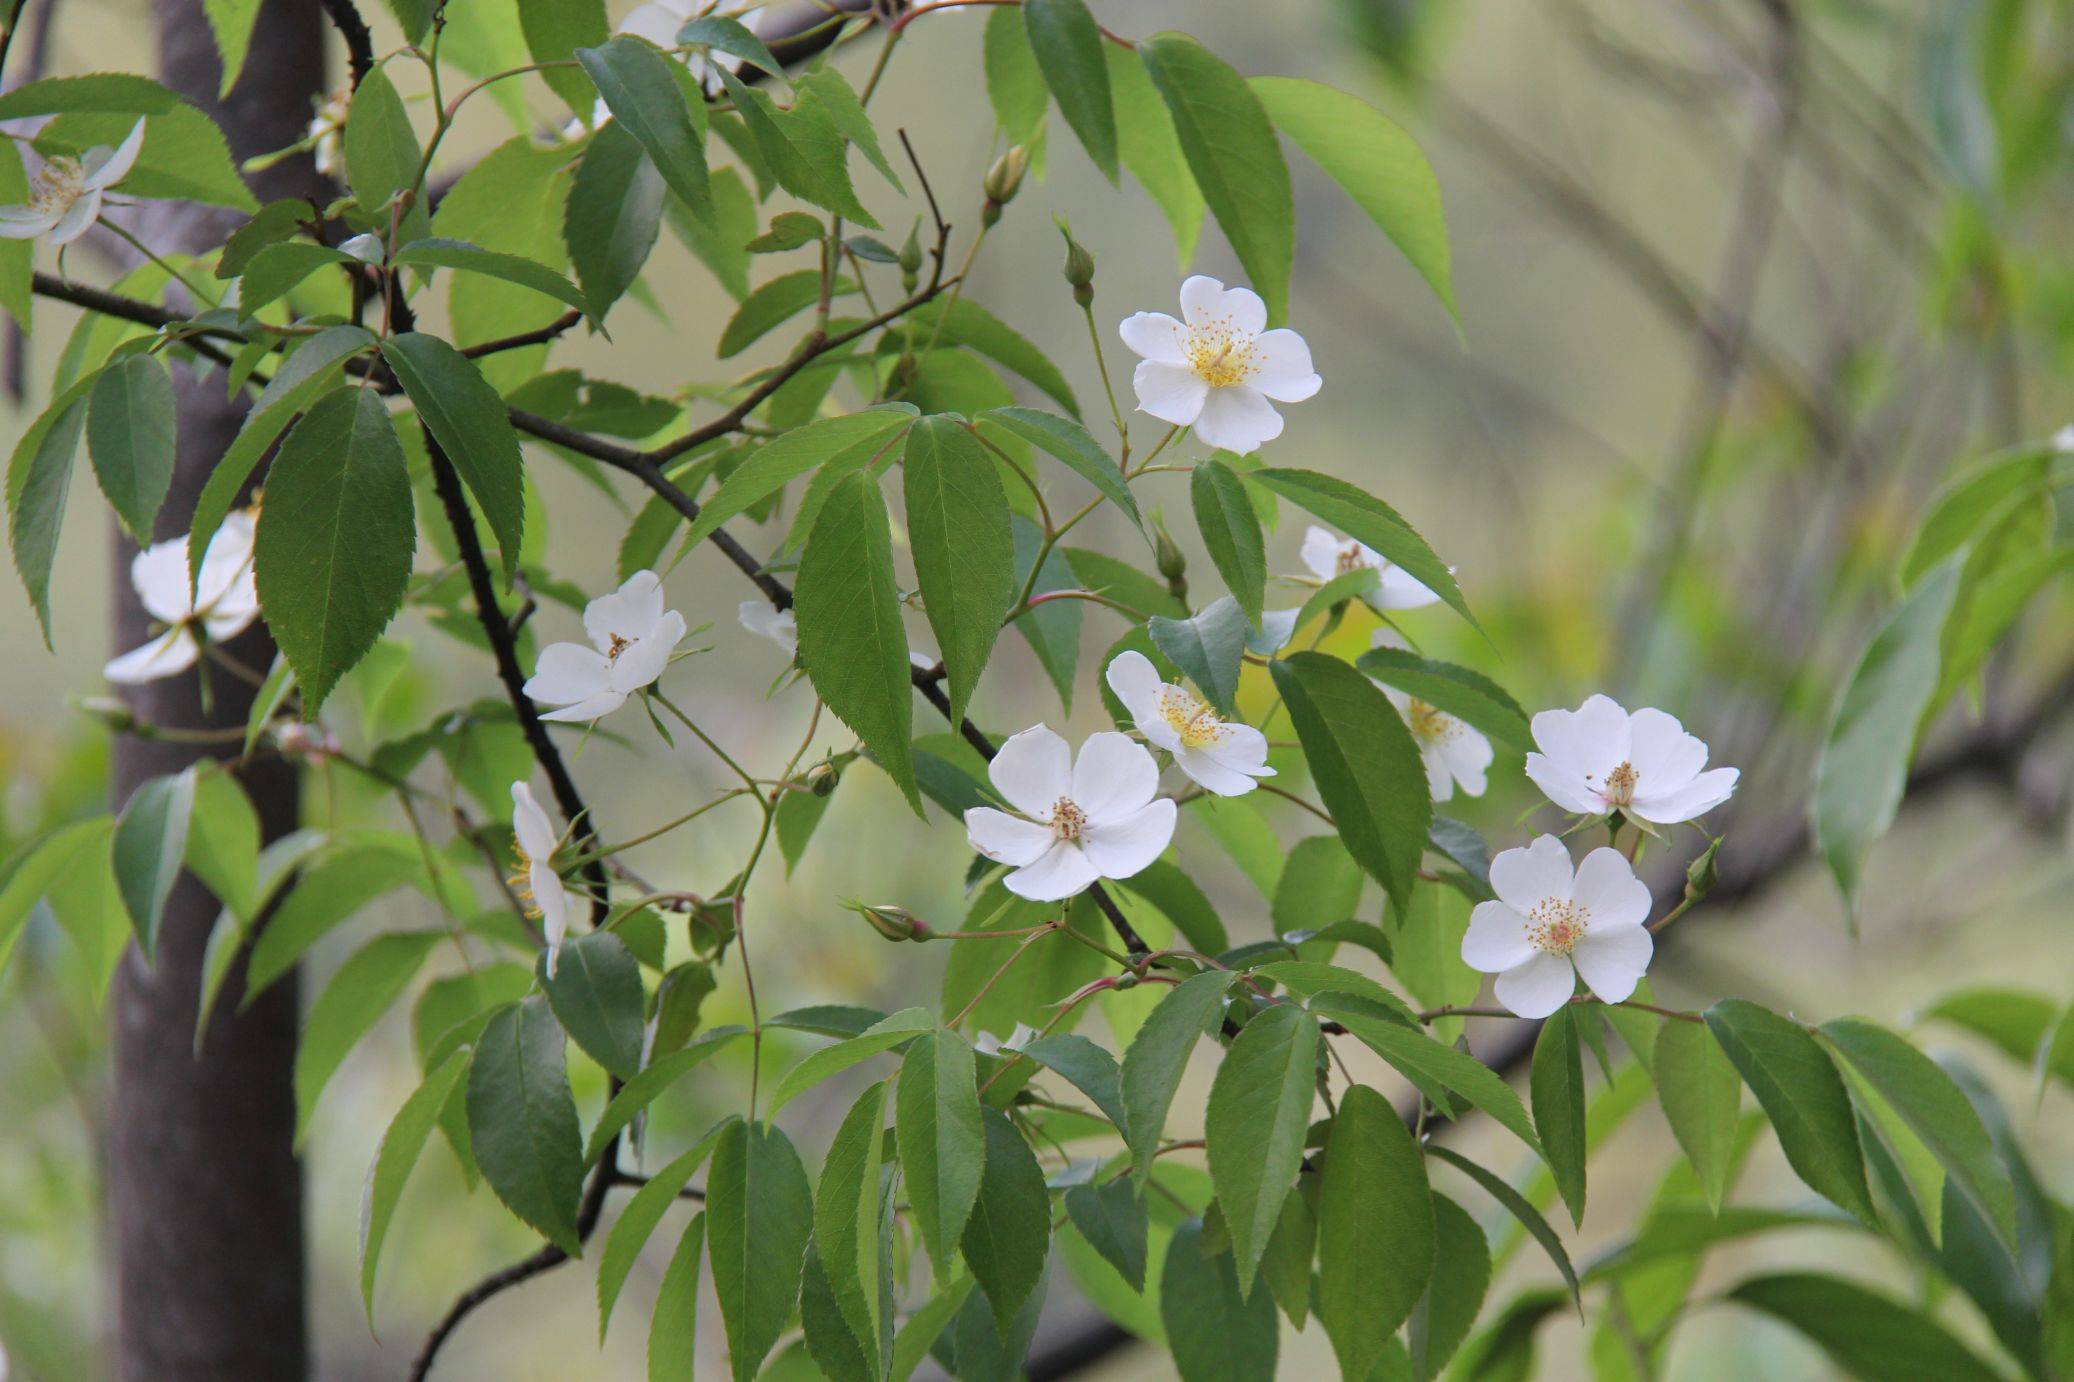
{"left": 1, "top": 0, "right": 2070, "bottom": 1377}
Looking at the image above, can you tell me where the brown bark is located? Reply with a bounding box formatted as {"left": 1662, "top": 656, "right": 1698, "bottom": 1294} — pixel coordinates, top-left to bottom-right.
{"left": 105, "top": 2, "right": 327, "bottom": 1378}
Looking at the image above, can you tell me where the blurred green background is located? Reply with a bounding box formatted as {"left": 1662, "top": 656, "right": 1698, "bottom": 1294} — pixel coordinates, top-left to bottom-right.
{"left": 1, "top": 0, "right": 2071, "bottom": 1377}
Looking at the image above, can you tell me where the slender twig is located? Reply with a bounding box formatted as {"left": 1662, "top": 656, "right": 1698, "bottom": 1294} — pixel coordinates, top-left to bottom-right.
{"left": 459, "top": 308, "right": 583, "bottom": 359}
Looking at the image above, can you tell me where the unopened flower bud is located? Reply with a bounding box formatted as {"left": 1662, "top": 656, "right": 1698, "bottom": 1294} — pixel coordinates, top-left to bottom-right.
{"left": 846, "top": 900, "right": 928, "bottom": 942}
{"left": 807, "top": 761, "right": 840, "bottom": 797}
{"left": 981, "top": 146, "right": 1029, "bottom": 226}
{"left": 1059, "top": 224, "right": 1095, "bottom": 307}
{"left": 274, "top": 720, "right": 339, "bottom": 760}
{"left": 74, "top": 695, "right": 136, "bottom": 733}
{"left": 1151, "top": 511, "right": 1187, "bottom": 596}
{"left": 1684, "top": 836, "right": 1722, "bottom": 903}
{"left": 898, "top": 220, "right": 923, "bottom": 293}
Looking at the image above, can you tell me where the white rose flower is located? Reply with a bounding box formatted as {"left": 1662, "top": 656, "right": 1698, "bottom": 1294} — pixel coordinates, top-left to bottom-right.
{"left": 1118, "top": 275, "right": 1320, "bottom": 455}
{"left": 1104, "top": 650, "right": 1273, "bottom": 797}
{"left": 104, "top": 510, "right": 261, "bottom": 685}
{"left": 0, "top": 119, "right": 145, "bottom": 245}
{"left": 973, "top": 1022, "right": 1041, "bottom": 1056}
{"left": 523, "top": 570, "right": 686, "bottom": 722}
{"left": 964, "top": 725, "right": 1177, "bottom": 902}
{"left": 1525, "top": 694, "right": 1738, "bottom": 825}
{"left": 1461, "top": 835, "right": 1653, "bottom": 1018}
{"left": 1381, "top": 685, "right": 1491, "bottom": 802}
{"left": 1299, "top": 524, "right": 1440, "bottom": 610}
{"left": 510, "top": 782, "right": 572, "bottom": 978}
{"left": 738, "top": 599, "right": 797, "bottom": 657}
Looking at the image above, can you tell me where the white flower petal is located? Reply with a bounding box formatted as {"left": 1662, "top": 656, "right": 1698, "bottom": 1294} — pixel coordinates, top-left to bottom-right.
{"left": 585, "top": 570, "right": 667, "bottom": 651}
{"left": 1104, "top": 650, "right": 1164, "bottom": 727}
{"left": 1461, "top": 900, "right": 1536, "bottom": 973}
{"left": 1572, "top": 694, "right": 1633, "bottom": 766}
{"left": 989, "top": 724, "right": 1073, "bottom": 818}
{"left": 1118, "top": 311, "right": 1187, "bottom": 365}
{"left": 104, "top": 628, "right": 198, "bottom": 683}
{"left": 1005, "top": 840, "right": 1101, "bottom": 901}
{"left": 1196, "top": 720, "right": 1271, "bottom": 776}
{"left": 1419, "top": 744, "right": 1454, "bottom": 802}
{"left": 1438, "top": 726, "right": 1492, "bottom": 798}
{"left": 0, "top": 207, "right": 60, "bottom": 238}
{"left": 525, "top": 641, "right": 613, "bottom": 707}
{"left": 1570, "top": 847, "right": 1651, "bottom": 930}
{"left": 1523, "top": 753, "right": 1604, "bottom": 816}
{"left": 131, "top": 535, "right": 197, "bottom": 624}
{"left": 1488, "top": 834, "right": 1575, "bottom": 912}
{"left": 1298, "top": 526, "right": 1346, "bottom": 582}
{"left": 1371, "top": 564, "right": 1441, "bottom": 610}
{"left": 1071, "top": 731, "right": 1159, "bottom": 819}
{"left": 1078, "top": 798, "right": 1175, "bottom": 878}
{"left": 739, "top": 600, "right": 797, "bottom": 656}
{"left": 618, "top": 0, "right": 690, "bottom": 45}
{"left": 1192, "top": 385, "right": 1283, "bottom": 455}
{"left": 538, "top": 690, "right": 627, "bottom": 722}
{"left": 1132, "top": 360, "right": 1209, "bottom": 427}
{"left": 1173, "top": 745, "right": 1263, "bottom": 796}
{"left": 531, "top": 862, "right": 570, "bottom": 977}
{"left": 964, "top": 807, "right": 1054, "bottom": 867}
{"left": 1247, "top": 329, "right": 1320, "bottom": 402}
{"left": 1572, "top": 927, "right": 1652, "bottom": 1004}
{"left": 607, "top": 608, "right": 685, "bottom": 694}
{"left": 1177, "top": 275, "right": 1229, "bottom": 327}
{"left": 1625, "top": 707, "right": 1707, "bottom": 791}
{"left": 47, "top": 188, "right": 102, "bottom": 245}
{"left": 1630, "top": 767, "right": 1738, "bottom": 825}
{"left": 84, "top": 119, "right": 147, "bottom": 190}
{"left": 511, "top": 781, "right": 559, "bottom": 861}
{"left": 1494, "top": 951, "right": 1577, "bottom": 1019}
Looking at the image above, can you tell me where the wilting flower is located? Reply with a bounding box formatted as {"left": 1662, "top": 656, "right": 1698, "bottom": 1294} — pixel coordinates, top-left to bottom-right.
{"left": 0, "top": 119, "right": 146, "bottom": 245}
{"left": 965, "top": 725, "right": 1176, "bottom": 902}
{"left": 1462, "top": 835, "right": 1653, "bottom": 1018}
{"left": 1118, "top": 276, "right": 1320, "bottom": 455}
{"left": 1299, "top": 525, "right": 1440, "bottom": 610}
{"left": 1525, "top": 694, "right": 1737, "bottom": 825}
{"left": 524, "top": 570, "right": 686, "bottom": 722}
{"left": 307, "top": 89, "right": 349, "bottom": 178}
{"left": 104, "top": 510, "right": 261, "bottom": 684}
{"left": 510, "top": 782, "right": 572, "bottom": 978}
{"left": 738, "top": 599, "right": 797, "bottom": 658}
{"left": 1104, "top": 650, "right": 1273, "bottom": 797}
{"left": 973, "top": 1022, "right": 1041, "bottom": 1056}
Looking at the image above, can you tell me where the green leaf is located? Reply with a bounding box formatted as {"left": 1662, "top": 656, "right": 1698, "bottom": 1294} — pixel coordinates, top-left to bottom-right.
{"left": 184, "top": 770, "right": 259, "bottom": 918}
{"left": 585, "top": 1027, "right": 748, "bottom": 1165}
{"left": 1318, "top": 1084, "right": 1433, "bottom": 1375}
{"left": 1311, "top": 992, "right": 1542, "bottom": 1155}
{"left": 896, "top": 1027, "right": 986, "bottom": 1276}
{"left": 1017, "top": 1032, "right": 1127, "bottom": 1131}
{"left": 190, "top": 325, "right": 378, "bottom": 593}
{"left": 202, "top": 0, "right": 263, "bottom": 94}
{"left": 1726, "top": 1272, "right": 2006, "bottom": 1382}
{"left": 1205, "top": 1002, "right": 1317, "bottom": 1293}
{"left": 685, "top": 407, "right": 913, "bottom": 550}
{"left": 720, "top": 267, "right": 844, "bottom": 357}
{"left": 648, "top": 1213, "right": 707, "bottom": 1382}
{"left": 380, "top": 332, "right": 527, "bottom": 579}
{"left": 87, "top": 354, "right": 177, "bottom": 541}
{"left": 1812, "top": 561, "right": 1963, "bottom": 914}
{"left": 1704, "top": 999, "right": 1876, "bottom": 1225}
{"left": 1651, "top": 1018, "right": 1741, "bottom": 1213}
{"left": 1250, "top": 468, "right": 1475, "bottom": 629}
{"left": 519, "top": 0, "right": 609, "bottom": 114}
{"left": 816, "top": 1081, "right": 892, "bottom": 1361}
{"left": 242, "top": 841, "right": 425, "bottom": 999}
{"left": 7, "top": 375, "right": 94, "bottom": 645}
{"left": 1258, "top": 1179, "right": 1316, "bottom": 1327}
{"left": 980, "top": 406, "right": 1138, "bottom": 525}
{"left": 984, "top": 7, "right": 1047, "bottom": 144}
{"left": 794, "top": 67, "right": 902, "bottom": 193}
{"left": 360, "top": 1048, "right": 469, "bottom": 1321}
{"left": 671, "top": 165, "right": 757, "bottom": 303}
{"left": 1121, "top": 970, "right": 1235, "bottom": 1185}
{"left": 1114, "top": 859, "right": 1227, "bottom": 953}
{"left": 1160, "top": 1217, "right": 1280, "bottom": 1382}
{"left": 901, "top": 299, "right": 1080, "bottom": 418}
{"left": 1148, "top": 595, "right": 1249, "bottom": 716}
{"left": 1410, "top": 1193, "right": 1490, "bottom": 1380}
{"left": 1191, "top": 459, "right": 1266, "bottom": 624}
{"left": 1249, "top": 76, "right": 1454, "bottom": 321}
{"left": 579, "top": 37, "right": 712, "bottom": 219}
{"left": 1270, "top": 834, "right": 1364, "bottom": 934}
{"left": 1425, "top": 1144, "right": 1580, "bottom": 1313}
{"left": 0, "top": 818, "right": 111, "bottom": 985}
{"left": 562, "top": 122, "right": 663, "bottom": 322}
{"left": 718, "top": 69, "right": 875, "bottom": 227}
{"left": 467, "top": 995, "right": 584, "bottom": 1253}
{"left": 343, "top": 64, "right": 423, "bottom": 219}
{"left": 766, "top": 1006, "right": 932, "bottom": 1114}
{"left": 890, "top": 1277, "right": 977, "bottom": 1382}
{"left": 962, "top": 1109, "right": 1052, "bottom": 1333}
{"left": 237, "top": 240, "right": 356, "bottom": 316}
{"left": 597, "top": 1120, "right": 731, "bottom": 1337}
{"left": 1819, "top": 1017, "right": 2016, "bottom": 1245}
{"left": 1271, "top": 652, "right": 1431, "bottom": 903}
{"left": 295, "top": 929, "right": 440, "bottom": 1144}
{"left": 395, "top": 237, "right": 595, "bottom": 322}
{"left": 113, "top": 765, "right": 197, "bottom": 960}
{"left": 1064, "top": 1177, "right": 1147, "bottom": 1291}
{"left": 1531, "top": 1006, "right": 1588, "bottom": 1226}
{"left": 0, "top": 74, "right": 181, "bottom": 119}
{"left": 252, "top": 387, "right": 415, "bottom": 713}
{"left": 1386, "top": 882, "right": 1479, "bottom": 1043}
{"left": 679, "top": 15, "right": 784, "bottom": 80}
{"left": 1354, "top": 647, "right": 1530, "bottom": 752}
{"left": 539, "top": 929, "right": 647, "bottom": 1079}
{"left": 1107, "top": 43, "right": 1203, "bottom": 266}
{"left": 1139, "top": 33, "right": 1293, "bottom": 324}
{"left": 1023, "top": 0, "right": 1117, "bottom": 180}
{"left": 706, "top": 1118, "right": 815, "bottom": 1381}
{"left": 905, "top": 415, "right": 1015, "bottom": 726}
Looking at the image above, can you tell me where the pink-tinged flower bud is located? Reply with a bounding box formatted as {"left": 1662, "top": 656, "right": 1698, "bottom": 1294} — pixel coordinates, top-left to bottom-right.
{"left": 846, "top": 900, "right": 928, "bottom": 941}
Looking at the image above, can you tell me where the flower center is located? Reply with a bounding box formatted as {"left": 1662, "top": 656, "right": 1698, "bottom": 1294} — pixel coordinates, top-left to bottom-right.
{"left": 1159, "top": 687, "right": 1226, "bottom": 749}
{"left": 606, "top": 632, "right": 633, "bottom": 663}
{"left": 1601, "top": 761, "right": 1638, "bottom": 806}
{"left": 1184, "top": 319, "right": 1257, "bottom": 388}
{"left": 1050, "top": 796, "right": 1087, "bottom": 843}
{"left": 30, "top": 157, "right": 84, "bottom": 215}
{"left": 1406, "top": 698, "right": 1458, "bottom": 745}
{"left": 509, "top": 834, "right": 543, "bottom": 919}
{"left": 1332, "top": 543, "right": 1374, "bottom": 577}
{"left": 1526, "top": 897, "right": 1588, "bottom": 956}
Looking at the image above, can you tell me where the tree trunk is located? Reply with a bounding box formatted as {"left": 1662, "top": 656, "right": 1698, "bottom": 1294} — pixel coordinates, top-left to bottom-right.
{"left": 105, "top": 3, "right": 327, "bottom": 1378}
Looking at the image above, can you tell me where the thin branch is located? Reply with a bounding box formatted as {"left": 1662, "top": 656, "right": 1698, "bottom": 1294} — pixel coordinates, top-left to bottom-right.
{"left": 459, "top": 308, "right": 583, "bottom": 359}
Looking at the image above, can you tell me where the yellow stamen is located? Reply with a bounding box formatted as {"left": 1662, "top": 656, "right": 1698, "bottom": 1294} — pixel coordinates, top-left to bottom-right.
{"left": 1526, "top": 898, "right": 1588, "bottom": 956}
